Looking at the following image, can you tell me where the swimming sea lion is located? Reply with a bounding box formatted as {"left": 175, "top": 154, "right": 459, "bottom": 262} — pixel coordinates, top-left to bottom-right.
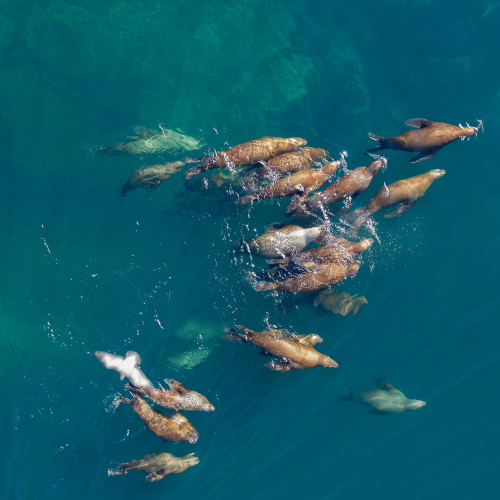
{"left": 119, "top": 394, "right": 198, "bottom": 443}
{"left": 267, "top": 235, "right": 373, "bottom": 267}
{"left": 185, "top": 136, "right": 307, "bottom": 179}
{"left": 252, "top": 260, "right": 360, "bottom": 294}
{"left": 235, "top": 223, "right": 325, "bottom": 259}
{"left": 236, "top": 161, "right": 340, "bottom": 212}
{"left": 98, "top": 127, "right": 206, "bottom": 156}
{"left": 224, "top": 325, "right": 337, "bottom": 372}
{"left": 365, "top": 119, "right": 477, "bottom": 163}
{"left": 125, "top": 378, "right": 215, "bottom": 412}
{"left": 254, "top": 147, "right": 330, "bottom": 180}
{"left": 288, "top": 159, "right": 384, "bottom": 216}
{"left": 341, "top": 379, "right": 426, "bottom": 414}
{"left": 120, "top": 161, "right": 184, "bottom": 197}
{"left": 317, "top": 291, "right": 368, "bottom": 316}
{"left": 347, "top": 169, "right": 446, "bottom": 231}
{"left": 94, "top": 351, "right": 155, "bottom": 392}
{"left": 108, "top": 452, "right": 199, "bottom": 482}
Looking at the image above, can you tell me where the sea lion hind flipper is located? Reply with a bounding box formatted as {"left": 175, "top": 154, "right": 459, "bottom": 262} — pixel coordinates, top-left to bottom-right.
{"left": 409, "top": 148, "right": 441, "bottom": 163}
{"left": 144, "top": 469, "right": 170, "bottom": 482}
{"left": 368, "top": 132, "right": 386, "bottom": 143}
{"left": 404, "top": 118, "right": 434, "bottom": 128}
{"left": 374, "top": 379, "right": 397, "bottom": 391}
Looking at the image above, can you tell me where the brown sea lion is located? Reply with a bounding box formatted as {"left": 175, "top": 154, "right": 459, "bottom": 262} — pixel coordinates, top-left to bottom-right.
{"left": 185, "top": 136, "right": 306, "bottom": 178}
{"left": 341, "top": 379, "right": 426, "bottom": 415}
{"left": 108, "top": 452, "right": 199, "bottom": 482}
{"left": 236, "top": 161, "right": 340, "bottom": 212}
{"left": 267, "top": 235, "right": 373, "bottom": 268}
{"left": 235, "top": 223, "right": 325, "bottom": 259}
{"left": 224, "top": 325, "right": 337, "bottom": 372}
{"left": 252, "top": 260, "right": 360, "bottom": 294}
{"left": 288, "top": 159, "right": 384, "bottom": 216}
{"left": 365, "top": 119, "right": 477, "bottom": 163}
{"left": 254, "top": 147, "right": 330, "bottom": 180}
{"left": 119, "top": 394, "right": 198, "bottom": 443}
{"left": 348, "top": 169, "right": 446, "bottom": 232}
{"left": 120, "top": 161, "right": 184, "bottom": 197}
{"left": 124, "top": 378, "right": 214, "bottom": 412}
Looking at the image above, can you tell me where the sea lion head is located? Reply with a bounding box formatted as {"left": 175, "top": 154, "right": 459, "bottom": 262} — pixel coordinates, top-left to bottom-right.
{"left": 429, "top": 169, "right": 446, "bottom": 179}
{"left": 405, "top": 399, "right": 426, "bottom": 410}
{"left": 290, "top": 137, "right": 308, "bottom": 147}
{"left": 459, "top": 125, "right": 477, "bottom": 138}
{"left": 197, "top": 397, "right": 216, "bottom": 412}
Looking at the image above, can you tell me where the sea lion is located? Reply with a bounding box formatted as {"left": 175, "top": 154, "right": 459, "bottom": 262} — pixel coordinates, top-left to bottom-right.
{"left": 120, "top": 161, "right": 184, "bottom": 197}
{"left": 98, "top": 127, "right": 206, "bottom": 156}
{"left": 288, "top": 159, "right": 384, "bottom": 216}
{"left": 108, "top": 452, "right": 199, "bottom": 482}
{"left": 252, "top": 260, "right": 360, "bottom": 294}
{"left": 235, "top": 223, "right": 325, "bottom": 259}
{"left": 365, "top": 119, "right": 478, "bottom": 163}
{"left": 185, "top": 136, "right": 307, "bottom": 179}
{"left": 267, "top": 235, "right": 373, "bottom": 267}
{"left": 347, "top": 169, "right": 446, "bottom": 231}
{"left": 236, "top": 161, "right": 340, "bottom": 212}
{"left": 224, "top": 325, "right": 337, "bottom": 372}
{"left": 341, "top": 379, "right": 426, "bottom": 414}
{"left": 317, "top": 291, "right": 368, "bottom": 316}
{"left": 94, "top": 351, "right": 155, "bottom": 392}
{"left": 125, "top": 378, "right": 215, "bottom": 412}
{"left": 254, "top": 147, "right": 330, "bottom": 180}
{"left": 119, "top": 394, "right": 198, "bottom": 443}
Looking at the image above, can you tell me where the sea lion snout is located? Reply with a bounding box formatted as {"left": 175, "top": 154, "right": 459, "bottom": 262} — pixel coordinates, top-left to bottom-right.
{"left": 291, "top": 137, "right": 308, "bottom": 147}
{"left": 430, "top": 169, "right": 446, "bottom": 179}
{"left": 408, "top": 399, "right": 426, "bottom": 410}
{"left": 326, "top": 358, "right": 339, "bottom": 368}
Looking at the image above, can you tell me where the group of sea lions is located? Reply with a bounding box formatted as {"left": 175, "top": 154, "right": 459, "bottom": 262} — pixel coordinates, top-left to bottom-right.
{"left": 94, "top": 350, "right": 214, "bottom": 481}
{"left": 95, "top": 117, "right": 480, "bottom": 482}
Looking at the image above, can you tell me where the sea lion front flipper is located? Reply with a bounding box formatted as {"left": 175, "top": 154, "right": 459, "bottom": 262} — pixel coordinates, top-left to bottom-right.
{"left": 404, "top": 118, "right": 434, "bottom": 128}
{"left": 265, "top": 360, "right": 298, "bottom": 372}
{"left": 374, "top": 379, "right": 397, "bottom": 391}
{"left": 409, "top": 148, "right": 441, "bottom": 163}
{"left": 164, "top": 379, "right": 188, "bottom": 394}
{"left": 144, "top": 469, "right": 170, "bottom": 482}
{"left": 286, "top": 194, "right": 308, "bottom": 215}
{"left": 384, "top": 199, "right": 415, "bottom": 218}
{"left": 298, "top": 334, "right": 323, "bottom": 347}
{"left": 264, "top": 222, "right": 287, "bottom": 232}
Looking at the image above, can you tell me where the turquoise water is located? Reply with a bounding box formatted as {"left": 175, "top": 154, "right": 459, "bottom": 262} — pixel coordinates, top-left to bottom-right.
{"left": 1, "top": 1, "right": 499, "bottom": 498}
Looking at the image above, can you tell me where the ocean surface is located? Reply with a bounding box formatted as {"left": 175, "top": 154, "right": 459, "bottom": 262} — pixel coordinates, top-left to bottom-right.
{"left": 1, "top": 1, "right": 499, "bottom": 498}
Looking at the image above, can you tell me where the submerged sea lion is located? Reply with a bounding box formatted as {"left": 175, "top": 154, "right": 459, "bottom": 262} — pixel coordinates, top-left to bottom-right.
{"left": 98, "top": 127, "right": 206, "bottom": 156}
{"left": 94, "top": 351, "right": 155, "bottom": 392}
{"left": 254, "top": 147, "right": 330, "bottom": 180}
{"left": 348, "top": 169, "right": 446, "bottom": 231}
{"left": 120, "top": 161, "right": 184, "bottom": 197}
{"left": 185, "top": 136, "right": 306, "bottom": 178}
{"left": 341, "top": 379, "right": 426, "bottom": 414}
{"left": 236, "top": 161, "right": 340, "bottom": 212}
{"left": 252, "top": 260, "right": 360, "bottom": 294}
{"left": 365, "top": 119, "right": 477, "bottom": 163}
{"left": 224, "top": 325, "right": 337, "bottom": 372}
{"left": 289, "top": 159, "right": 384, "bottom": 216}
{"left": 267, "top": 235, "right": 373, "bottom": 267}
{"left": 125, "top": 378, "right": 214, "bottom": 412}
{"left": 120, "top": 394, "right": 198, "bottom": 443}
{"left": 108, "top": 452, "right": 199, "bottom": 482}
{"left": 235, "top": 223, "right": 325, "bottom": 259}
{"left": 317, "top": 291, "right": 368, "bottom": 316}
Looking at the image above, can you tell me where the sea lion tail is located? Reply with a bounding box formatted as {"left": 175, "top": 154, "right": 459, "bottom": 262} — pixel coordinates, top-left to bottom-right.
{"left": 252, "top": 281, "right": 278, "bottom": 292}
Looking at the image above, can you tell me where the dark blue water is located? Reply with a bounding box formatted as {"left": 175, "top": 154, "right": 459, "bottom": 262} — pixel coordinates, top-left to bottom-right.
{"left": 1, "top": 1, "right": 499, "bottom": 498}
